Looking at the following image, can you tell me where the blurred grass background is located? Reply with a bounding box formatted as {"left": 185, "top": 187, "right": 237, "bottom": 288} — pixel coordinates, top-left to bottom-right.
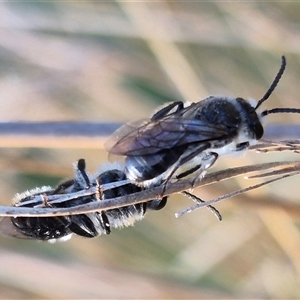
{"left": 0, "top": 2, "right": 300, "bottom": 299}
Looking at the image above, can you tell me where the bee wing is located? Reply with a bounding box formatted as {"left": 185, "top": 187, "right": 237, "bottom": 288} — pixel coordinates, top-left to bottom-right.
{"left": 105, "top": 119, "right": 153, "bottom": 155}
{"left": 106, "top": 116, "right": 232, "bottom": 156}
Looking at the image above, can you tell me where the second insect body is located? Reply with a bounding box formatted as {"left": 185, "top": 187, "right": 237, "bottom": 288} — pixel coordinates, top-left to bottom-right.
{"left": 0, "top": 159, "right": 167, "bottom": 242}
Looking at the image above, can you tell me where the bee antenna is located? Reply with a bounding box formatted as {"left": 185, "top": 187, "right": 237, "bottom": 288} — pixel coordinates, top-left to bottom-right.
{"left": 261, "top": 107, "right": 300, "bottom": 117}
{"left": 255, "top": 56, "right": 286, "bottom": 110}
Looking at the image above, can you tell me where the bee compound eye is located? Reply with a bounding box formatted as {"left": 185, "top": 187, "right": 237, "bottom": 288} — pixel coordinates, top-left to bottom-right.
{"left": 255, "top": 122, "right": 264, "bottom": 140}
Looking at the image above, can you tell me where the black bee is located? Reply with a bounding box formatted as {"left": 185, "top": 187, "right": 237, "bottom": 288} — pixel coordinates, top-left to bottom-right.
{"left": 95, "top": 164, "right": 167, "bottom": 230}
{"left": 107, "top": 56, "right": 300, "bottom": 188}
{"left": 0, "top": 159, "right": 101, "bottom": 242}
{"left": 0, "top": 185, "right": 74, "bottom": 242}
{"left": 0, "top": 159, "right": 167, "bottom": 242}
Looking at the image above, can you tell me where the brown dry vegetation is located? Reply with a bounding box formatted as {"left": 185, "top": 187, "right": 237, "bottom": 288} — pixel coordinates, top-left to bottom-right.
{"left": 0, "top": 2, "right": 300, "bottom": 299}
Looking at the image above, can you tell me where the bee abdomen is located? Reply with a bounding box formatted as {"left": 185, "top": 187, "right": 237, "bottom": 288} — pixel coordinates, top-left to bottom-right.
{"left": 11, "top": 215, "right": 72, "bottom": 241}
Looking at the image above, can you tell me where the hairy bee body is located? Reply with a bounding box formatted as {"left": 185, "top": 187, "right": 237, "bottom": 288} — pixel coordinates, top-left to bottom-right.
{"left": 107, "top": 56, "right": 300, "bottom": 189}
{"left": 0, "top": 160, "right": 167, "bottom": 242}
{"left": 1, "top": 165, "right": 102, "bottom": 241}
{"left": 96, "top": 168, "right": 166, "bottom": 229}
{"left": 6, "top": 186, "right": 73, "bottom": 242}
{"left": 109, "top": 96, "right": 263, "bottom": 188}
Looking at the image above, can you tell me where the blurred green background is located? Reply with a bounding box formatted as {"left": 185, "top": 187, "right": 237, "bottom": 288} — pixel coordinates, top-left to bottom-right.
{"left": 0, "top": 2, "right": 300, "bottom": 299}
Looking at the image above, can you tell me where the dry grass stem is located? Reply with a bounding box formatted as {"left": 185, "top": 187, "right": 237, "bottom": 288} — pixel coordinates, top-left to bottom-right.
{"left": 0, "top": 159, "right": 299, "bottom": 218}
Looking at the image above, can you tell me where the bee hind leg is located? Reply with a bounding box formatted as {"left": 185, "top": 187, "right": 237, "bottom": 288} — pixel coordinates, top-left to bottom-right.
{"left": 180, "top": 191, "right": 222, "bottom": 221}
{"left": 151, "top": 101, "right": 184, "bottom": 121}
